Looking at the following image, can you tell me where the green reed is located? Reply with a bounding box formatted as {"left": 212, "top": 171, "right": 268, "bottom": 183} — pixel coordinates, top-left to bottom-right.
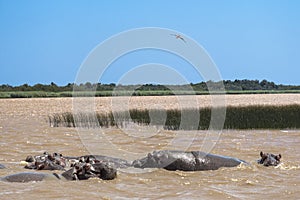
{"left": 49, "top": 104, "right": 300, "bottom": 129}
{"left": 224, "top": 105, "right": 300, "bottom": 129}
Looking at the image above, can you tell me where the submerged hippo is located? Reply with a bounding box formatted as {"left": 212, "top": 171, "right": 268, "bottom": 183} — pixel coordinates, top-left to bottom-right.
{"left": 0, "top": 164, "right": 5, "bottom": 169}
{"left": 132, "top": 150, "right": 248, "bottom": 171}
{"left": 61, "top": 161, "right": 117, "bottom": 181}
{"left": 1, "top": 172, "right": 59, "bottom": 183}
{"left": 132, "top": 150, "right": 281, "bottom": 171}
{"left": 64, "top": 155, "right": 131, "bottom": 169}
{"left": 25, "top": 152, "right": 66, "bottom": 170}
{"left": 258, "top": 151, "right": 281, "bottom": 167}
{"left": 24, "top": 152, "right": 130, "bottom": 170}
{"left": 1, "top": 162, "right": 117, "bottom": 183}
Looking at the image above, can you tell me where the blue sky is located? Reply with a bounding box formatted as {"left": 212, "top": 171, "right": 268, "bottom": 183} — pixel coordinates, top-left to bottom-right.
{"left": 0, "top": 0, "right": 299, "bottom": 86}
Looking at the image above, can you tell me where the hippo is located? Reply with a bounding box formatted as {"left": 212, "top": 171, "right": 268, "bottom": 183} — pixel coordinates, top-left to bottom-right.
{"left": 1, "top": 172, "right": 60, "bottom": 183}
{"left": 1, "top": 162, "right": 117, "bottom": 183}
{"left": 24, "top": 152, "right": 66, "bottom": 170}
{"left": 258, "top": 151, "right": 281, "bottom": 167}
{"left": 0, "top": 164, "right": 5, "bottom": 169}
{"left": 23, "top": 152, "right": 130, "bottom": 171}
{"left": 61, "top": 161, "right": 117, "bottom": 181}
{"left": 132, "top": 150, "right": 248, "bottom": 171}
{"left": 64, "top": 155, "right": 131, "bottom": 169}
{"left": 133, "top": 150, "right": 282, "bottom": 171}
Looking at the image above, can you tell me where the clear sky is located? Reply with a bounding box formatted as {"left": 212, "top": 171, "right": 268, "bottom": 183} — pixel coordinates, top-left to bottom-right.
{"left": 0, "top": 0, "right": 299, "bottom": 86}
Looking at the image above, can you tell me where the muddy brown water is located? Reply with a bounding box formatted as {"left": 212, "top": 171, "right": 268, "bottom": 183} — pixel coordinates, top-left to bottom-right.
{"left": 0, "top": 95, "right": 299, "bottom": 199}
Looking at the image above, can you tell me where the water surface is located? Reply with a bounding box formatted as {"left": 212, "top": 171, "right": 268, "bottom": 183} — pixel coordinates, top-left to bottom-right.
{"left": 0, "top": 96, "right": 299, "bottom": 199}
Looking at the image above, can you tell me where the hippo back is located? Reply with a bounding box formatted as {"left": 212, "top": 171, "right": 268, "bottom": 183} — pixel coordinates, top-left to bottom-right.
{"left": 1, "top": 172, "right": 48, "bottom": 182}
{"left": 133, "top": 150, "right": 248, "bottom": 171}
{"left": 192, "top": 151, "right": 247, "bottom": 170}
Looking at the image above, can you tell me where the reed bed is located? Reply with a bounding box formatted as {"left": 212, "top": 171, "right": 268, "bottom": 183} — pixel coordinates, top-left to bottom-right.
{"left": 49, "top": 105, "right": 300, "bottom": 130}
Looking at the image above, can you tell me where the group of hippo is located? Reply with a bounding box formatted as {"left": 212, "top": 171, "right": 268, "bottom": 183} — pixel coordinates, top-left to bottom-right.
{"left": 0, "top": 150, "right": 282, "bottom": 183}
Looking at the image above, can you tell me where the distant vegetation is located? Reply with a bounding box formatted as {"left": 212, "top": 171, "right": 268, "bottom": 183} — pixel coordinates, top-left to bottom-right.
{"left": 49, "top": 105, "right": 300, "bottom": 130}
{"left": 1, "top": 79, "right": 300, "bottom": 98}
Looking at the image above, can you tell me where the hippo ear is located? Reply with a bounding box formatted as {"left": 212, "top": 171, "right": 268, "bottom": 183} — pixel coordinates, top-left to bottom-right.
{"left": 147, "top": 153, "right": 153, "bottom": 158}
{"left": 79, "top": 157, "right": 84, "bottom": 162}
{"left": 276, "top": 154, "right": 282, "bottom": 161}
{"left": 25, "top": 155, "right": 34, "bottom": 162}
{"left": 86, "top": 156, "right": 90, "bottom": 163}
{"left": 260, "top": 151, "right": 263, "bottom": 157}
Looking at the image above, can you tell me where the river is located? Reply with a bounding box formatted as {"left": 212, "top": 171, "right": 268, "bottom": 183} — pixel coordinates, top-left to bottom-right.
{"left": 0, "top": 95, "right": 299, "bottom": 199}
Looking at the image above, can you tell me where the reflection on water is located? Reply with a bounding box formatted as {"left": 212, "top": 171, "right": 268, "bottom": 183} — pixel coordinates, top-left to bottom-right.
{"left": 0, "top": 97, "right": 299, "bottom": 200}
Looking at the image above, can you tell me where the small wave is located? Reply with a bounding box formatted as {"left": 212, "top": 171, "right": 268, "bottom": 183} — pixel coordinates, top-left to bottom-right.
{"left": 280, "top": 130, "right": 300, "bottom": 133}
{"left": 0, "top": 187, "right": 33, "bottom": 196}
{"left": 237, "top": 162, "right": 253, "bottom": 170}
{"left": 275, "top": 163, "right": 300, "bottom": 170}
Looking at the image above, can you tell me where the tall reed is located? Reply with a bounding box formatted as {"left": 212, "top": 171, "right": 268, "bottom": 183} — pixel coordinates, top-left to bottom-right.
{"left": 49, "top": 105, "right": 300, "bottom": 130}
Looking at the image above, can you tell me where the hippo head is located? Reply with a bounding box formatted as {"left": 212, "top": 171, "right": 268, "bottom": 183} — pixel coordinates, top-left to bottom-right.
{"left": 132, "top": 151, "right": 175, "bottom": 168}
{"left": 63, "top": 161, "right": 117, "bottom": 180}
{"left": 24, "top": 152, "right": 66, "bottom": 170}
{"left": 72, "top": 162, "right": 95, "bottom": 180}
{"left": 258, "top": 151, "right": 281, "bottom": 167}
{"left": 132, "top": 153, "right": 158, "bottom": 168}
{"left": 92, "top": 163, "right": 117, "bottom": 180}
{"left": 51, "top": 153, "right": 66, "bottom": 167}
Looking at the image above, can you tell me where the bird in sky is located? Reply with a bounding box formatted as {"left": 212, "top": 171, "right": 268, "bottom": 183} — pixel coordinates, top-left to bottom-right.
{"left": 170, "top": 33, "right": 186, "bottom": 43}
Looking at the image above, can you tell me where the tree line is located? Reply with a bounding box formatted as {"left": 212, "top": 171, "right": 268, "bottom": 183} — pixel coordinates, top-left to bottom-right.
{"left": 1, "top": 79, "right": 300, "bottom": 92}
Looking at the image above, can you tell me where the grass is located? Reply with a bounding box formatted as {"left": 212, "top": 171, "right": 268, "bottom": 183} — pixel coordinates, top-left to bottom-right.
{"left": 49, "top": 104, "right": 300, "bottom": 130}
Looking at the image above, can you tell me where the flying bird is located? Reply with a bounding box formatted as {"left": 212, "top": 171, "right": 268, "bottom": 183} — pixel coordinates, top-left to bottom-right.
{"left": 170, "top": 34, "right": 186, "bottom": 43}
